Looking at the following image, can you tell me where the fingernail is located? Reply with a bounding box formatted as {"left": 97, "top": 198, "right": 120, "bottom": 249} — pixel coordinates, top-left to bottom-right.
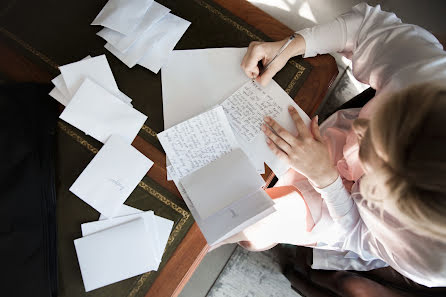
{"left": 266, "top": 138, "right": 271, "bottom": 144}
{"left": 261, "top": 125, "right": 266, "bottom": 132}
{"left": 264, "top": 116, "right": 271, "bottom": 122}
{"left": 315, "top": 115, "right": 319, "bottom": 122}
{"left": 288, "top": 106, "right": 294, "bottom": 111}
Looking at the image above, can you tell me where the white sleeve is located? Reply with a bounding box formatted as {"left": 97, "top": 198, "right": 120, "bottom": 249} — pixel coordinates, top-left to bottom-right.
{"left": 296, "top": 2, "right": 446, "bottom": 91}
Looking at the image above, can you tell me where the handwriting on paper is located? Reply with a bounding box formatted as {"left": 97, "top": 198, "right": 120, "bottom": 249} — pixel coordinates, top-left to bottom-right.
{"left": 158, "top": 107, "right": 238, "bottom": 180}
{"left": 221, "top": 81, "right": 283, "bottom": 143}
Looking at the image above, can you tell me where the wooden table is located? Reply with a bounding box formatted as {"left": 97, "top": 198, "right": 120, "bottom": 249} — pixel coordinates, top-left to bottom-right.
{"left": 0, "top": 1, "right": 337, "bottom": 297}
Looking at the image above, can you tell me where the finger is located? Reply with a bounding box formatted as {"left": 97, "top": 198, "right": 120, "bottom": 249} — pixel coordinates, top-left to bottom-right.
{"left": 288, "top": 106, "right": 310, "bottom": 138}
{"left": 241, "top": 42, "right": 264, "bottom": 79}
{"left": 266, "top": 137, "right": 289, "bottom": 161}
{"left": 264, "top": 116, "right": 297, "bottom": 145}
{"left": 311, "top": 115, "right": 323, "bottom": 142}
{"left": 262, "top": 124, "right": 291, "bottom": 153}
{"left": 256, "top": 64, "right": 280, "bottom": 86}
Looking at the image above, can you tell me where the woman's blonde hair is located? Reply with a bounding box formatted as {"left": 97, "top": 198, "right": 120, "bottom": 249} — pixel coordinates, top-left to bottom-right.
{"left": 354, "top": 83, "right": 446, "bottom": 242}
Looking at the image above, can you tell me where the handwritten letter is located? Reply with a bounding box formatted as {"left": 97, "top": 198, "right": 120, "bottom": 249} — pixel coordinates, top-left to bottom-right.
{"left": 158, "top": 106, "right": 239, "bottom": 179}
{"left": 221, "top": 81, "right": 283, "bottom": 142}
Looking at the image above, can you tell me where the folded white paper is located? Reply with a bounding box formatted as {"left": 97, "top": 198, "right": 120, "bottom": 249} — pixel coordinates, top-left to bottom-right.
{"left": 158, "top": 106, "right": 239, "bottom": 180}
{"left": 97, "top": 2, "right": 170, "bottom": 52}
{"left": 91, "top": 0, "right": 154, "bottom": 35}
{"left": 74, "top": 218, "right": 157, "bottom": 292}
{"left": 59, "top": 78, "right": 146, "bottom": 144}
{"left": 69, "top": 134, "right": 153, "bottom": 218}
{"left": 180, "top": 149, "right": 265, "bottom": 220}
{"left": 104, "top": 13, "right": 190, "bottom": 70}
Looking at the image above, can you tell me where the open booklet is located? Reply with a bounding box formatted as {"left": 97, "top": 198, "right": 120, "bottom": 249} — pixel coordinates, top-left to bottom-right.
{"left": 158, "top": 106, "right": 275, "bottom": 245}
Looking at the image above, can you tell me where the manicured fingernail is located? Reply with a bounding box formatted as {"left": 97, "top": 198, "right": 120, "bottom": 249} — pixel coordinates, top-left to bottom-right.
{"left": 264, "top": 116, "right": 271, "bottom": 122}
{"left": 288, "top": 106, "right": 294, "bottom": 111}
{"left": 315, "top": 115, "right": 319, "bottom": 122}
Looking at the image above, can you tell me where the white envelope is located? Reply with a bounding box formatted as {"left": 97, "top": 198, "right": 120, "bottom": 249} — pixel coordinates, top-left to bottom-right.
{"left": 59, "top": 78, "right": 146, "bottom": 144}
{"left": 91, "top": 0, "right": 154, "bottom": 35}
{"left": 137, "top": 14, "right": 191, "bottom": 73}
{"left": 83, "top": 210, "right": 174, "bottom": 264}
{"left": 74, "top": 218, "right": 157, "bottom": 292}
{"left": 104, "top": 13, "right": 190, "bottom": 69}
{"left": 69, "top": 134, "right": 153, "bottom": 218}
{"left": 97, "top": 2, "right": 170, "bottom": 52}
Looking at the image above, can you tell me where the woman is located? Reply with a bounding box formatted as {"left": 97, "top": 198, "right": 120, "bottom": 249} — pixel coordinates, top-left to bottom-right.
{"left": 223, "top": 3, "right": 446, "bottom": 287}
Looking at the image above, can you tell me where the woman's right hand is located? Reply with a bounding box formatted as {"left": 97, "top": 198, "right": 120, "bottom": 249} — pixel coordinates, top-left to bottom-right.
{"left": 240, "top": 34, "right": 306, "bottom": 86}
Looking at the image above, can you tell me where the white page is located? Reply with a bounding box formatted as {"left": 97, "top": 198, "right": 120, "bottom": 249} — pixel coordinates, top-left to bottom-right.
{"left": 91, "top": 0, "right": 154, "bottom": 35}
{"left": 223, "top": 80, "right": 310, "bottom": 177}
{"left": 93, "top": 210, "right": 173, "bottom": 263}
{"left": 158, "top": 106, "right": 239, "bottom": 180}
{"left": 69, "top": 135, "right": 153, "bottom": 218}
{"left": 137, "top": 14, "right": 191, "bottom": 73}
{"left": 59, "top": 55, "right": 119, "bottom": 97}
{"left": 173, "top": 179, "right": 274, "bottom": 246}
{"left": 59, "top": 78, "right": 146, "bottom": 144}
{"left": 160, "top": 48, "right": 264, "bottom": 173}
{"left": 99, "top": 204, "right": 143, "bottom": 220}
{"left": 82, "top": 211, "right": 160, "bottom": 262}
{"left": 180, "top": 149, "right": 264, "bottom": 220}
{"left": 104, "top": 13, "right": 190, "bottom": 69}
{"left": 51, "top": 75, "right": 70, "bottom": 98}
{"left": 97, "top": 2, "right": 170, "bottom": 52}
{"left": 74, "top": 218, "right": 157, "bottom": 292}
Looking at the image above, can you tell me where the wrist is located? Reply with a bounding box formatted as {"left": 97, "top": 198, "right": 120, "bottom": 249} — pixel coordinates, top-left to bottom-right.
{"left": 308, "top": 168, "right": 339, "bottom": 189}
{"left": 283, "top": 34, "right": 306, "bottom": 60}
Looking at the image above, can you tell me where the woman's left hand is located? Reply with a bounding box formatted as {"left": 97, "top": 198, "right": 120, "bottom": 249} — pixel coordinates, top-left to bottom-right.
{"left": 262, "top": 106, "right": 339, "bottom": 188}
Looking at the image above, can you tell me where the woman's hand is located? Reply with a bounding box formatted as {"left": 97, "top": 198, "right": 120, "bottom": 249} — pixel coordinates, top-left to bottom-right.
{"left": 262, "top": 106, "right": 339, "bottom": 188}
{"left": 241, "top": 35, "right": 306, "bottom": 86}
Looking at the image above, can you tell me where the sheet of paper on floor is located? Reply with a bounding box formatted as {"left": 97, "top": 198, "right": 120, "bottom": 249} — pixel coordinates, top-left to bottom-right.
{"left": 91, "top": 0, "right": 154, "bottom": 35}
{"left": 69, "top": 135, "right": 153, "bottom": 218}
{"left": 59, "top": 78, "right": 146, "bottom": 144}
{"left": 97, "top": 2, "right": 170, "bottom": 52}
{"left": 74, "top": 218, "right": 158, "bottom": 292}
{"left": 158, "top": 106, "right": 239, "bottom": 180}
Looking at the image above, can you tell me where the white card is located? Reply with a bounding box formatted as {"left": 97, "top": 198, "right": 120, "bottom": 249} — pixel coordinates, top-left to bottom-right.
{"left": 59, "top": 78, "right": 147, "bottom": 144}
{"left": 91, "top": 0, "right": 154, "bottom": 35}
{"left": 180, "top": 149, "right": 265, "bottom": 219}
{"left": 104, "top": 13, "right": 190, "bottom": 69}
{"left": 158, "top": 106, "right": 239, "bottom": 180}
{"left": 69, "top": 134, "right": 153, "bottom": 218}
{"left": 74, "top": 218, "right": 157, "bottom": 292}
{"left": 97, "top": 2, "right": 170, "bottom": 52}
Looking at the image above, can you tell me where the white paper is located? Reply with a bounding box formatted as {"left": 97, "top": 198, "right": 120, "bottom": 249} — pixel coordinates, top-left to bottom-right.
{"left": 221, "top": 80, "right": 284, "bottom": 143}
{"left": 99, "top": 204, "right": 143, "bottom": 220}
{"left": 59, "top": 55, "right": 119, "bottom": 97}
{"left": 158, "top": 106, "right": 239, "bottom": 180}
{"left": 97, "top": 2, "right": 170, "bottom": 52}
{"left": 49, "top": 87, "right": 69, "bottom": 106}
{"left": 90, "top": 210, "right": 174, "bottom": 264}
{"left": 82, "top": 211, "right": 158, "bottom": 256}
{"left": 91, "top": 0, "right": 154, "bottom": 35}
{"left": 173, "top": 178, "right": 274, "bottom": 246}
{"left": 51, "top": 75, "right": 70, "bottom": 98}
{"left": 161, "top": 48, "right": 310, "bottom": 176}
{"left": 104, "top": 13, "right": 190, "bottom": 69}
{"left": 180, "top": 149, "right": 265, "bottom": 220}
{"left": 74, "top": 218, "right": 157, "bottom": 292}
{"left": 59, "top": 78, "right": 147, "bottom": 144}
{"left": 69, "top": 135, "right": 153, "bottom": 218}
{"left": 137, "top": 14, "right": 191, "bottom": 73}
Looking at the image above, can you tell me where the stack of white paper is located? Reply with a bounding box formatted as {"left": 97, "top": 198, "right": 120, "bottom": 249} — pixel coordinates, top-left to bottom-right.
{"left": 93, "top": 0, "right": 190, "bottom": 73}
{"left": 75, "top": 207, "right": 174, "bottom": 291}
